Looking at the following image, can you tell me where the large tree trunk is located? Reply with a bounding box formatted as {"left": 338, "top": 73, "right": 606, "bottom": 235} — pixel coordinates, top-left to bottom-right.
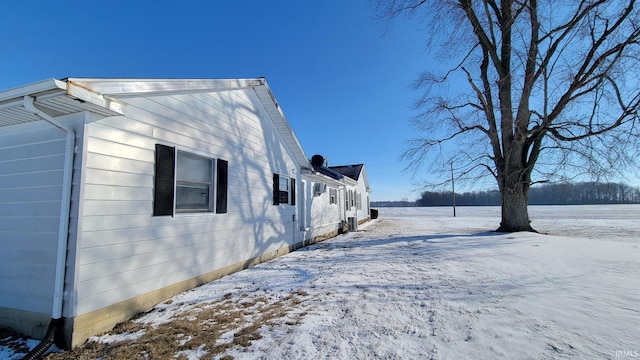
{"left": 497, "top": 182, "right": 534, "bottom": 232}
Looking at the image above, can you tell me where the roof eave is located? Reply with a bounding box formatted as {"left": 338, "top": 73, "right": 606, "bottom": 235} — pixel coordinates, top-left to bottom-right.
{"left": 66, "top": 77, "right": 311, "bottom": 168}
{"left": 0, "top": 79, "right": 67, "bottom": 104}
{"left": 66, "top": 78, "right": 266, "bottom": 97}
{"left": 252, "top": 83, "right": 311, "bottom": 169}
{"left": 301, "top": 169, "right": 346, "bottom": 187}
{"left": 1, "top": 78, "right": 311, "bottom": 170}
{"left": 0, "top": 78, "right": 121, "bottom": 128}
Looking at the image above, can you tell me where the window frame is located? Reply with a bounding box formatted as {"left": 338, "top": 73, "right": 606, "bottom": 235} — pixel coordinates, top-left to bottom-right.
{"left": 346, "top": 189, "right": 356, "bottom": 209}
{"left": 153, "top": 144, "right": 228, "bottom": 216}
{"left": 329, "top": 188, "right": 337, "bottom": 204}
{"left": 175, "top": 151, "right": 214, "bottom": 213}
{"left": 278, "top": 175, "right": 290, "bottom": 204}
{"left": 273, "top": 173, "right": 296, "bottom": 206}
{"left": 345, "top": 190, "right": 350, "bottom": 209}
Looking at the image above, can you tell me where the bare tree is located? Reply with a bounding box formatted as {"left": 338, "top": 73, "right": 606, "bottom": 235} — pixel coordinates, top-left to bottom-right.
{"left": 375, "top": 0, "right": 640, "bottom": 231}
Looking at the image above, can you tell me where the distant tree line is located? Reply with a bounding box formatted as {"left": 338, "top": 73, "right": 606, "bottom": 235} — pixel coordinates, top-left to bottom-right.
{"left": 416, "top": 190, "right": 500, "bottom": 206}
{"left": 530, "top": 182, "right": 640, "bottom": 205}
{"left": 372, "top": 200, "right": 417, "bottom": 207}
{"left": 372, "top": 182, "right": 640, "bottom": 207}
{"left": 416, "top": 182, "right": 640, "bottom": 206}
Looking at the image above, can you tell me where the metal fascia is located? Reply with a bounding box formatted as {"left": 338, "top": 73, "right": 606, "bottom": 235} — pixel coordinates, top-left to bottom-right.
{"left": 300, "top": 168, "right": 346, "bottom": 188}
{"left": 66, "top": 78, "right": 265, "bottom": 98}
{"left": 66, "top": 80, "right": 125, "bottom": 114}
{"left": 252, "top": 82, "right": 311, "bottom": 169}
{"left": 0, "top": 79, "right": 66, "bottom": 105}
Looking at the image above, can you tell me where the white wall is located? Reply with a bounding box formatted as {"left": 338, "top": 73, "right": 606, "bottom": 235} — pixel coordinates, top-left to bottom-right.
{"left": 306, "top": 181, "right": 342, "bottom": 240}
{"left": 0, "top": 115, "right": 84, "bottom": 318}
{"left": 344, "top": 183, "right": 357, "bottom": 221}
{"left": 73, "top": 88, "right": 301, "bottom": 315}
{"left": 343, "top": 171, "right": 371, "bottom": 223}
{"left": 354, "top": 169, "right": 371, "bottom": 222}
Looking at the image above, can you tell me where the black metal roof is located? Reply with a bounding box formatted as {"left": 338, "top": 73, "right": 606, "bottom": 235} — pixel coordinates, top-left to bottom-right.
{"left": 316, "top": 166, "right": 344, "bottom": 180}
{"left": 328, "top": 164, "right": 364, "bottom": 181}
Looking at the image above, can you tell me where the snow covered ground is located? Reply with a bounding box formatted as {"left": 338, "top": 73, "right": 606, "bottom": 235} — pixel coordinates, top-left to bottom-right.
{"left": 2, "top": 205, "right": 639, "bottom": 359}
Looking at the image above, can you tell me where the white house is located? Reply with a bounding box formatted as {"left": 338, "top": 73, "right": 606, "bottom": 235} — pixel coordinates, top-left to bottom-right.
{"left": 330, "top": 164, "right": 372, "bottom": 229}
{"left": 0, "top": 78, "right": 371, "bottom": 348}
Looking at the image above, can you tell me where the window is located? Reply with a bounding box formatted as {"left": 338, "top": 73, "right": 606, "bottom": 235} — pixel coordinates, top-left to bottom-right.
{"left": 279, "top": 175, "right": 289, "bottom": 203}
{"left": 273, "top": 173, "right": 296, "bottom": 205}
{"left": 176, "top": 152, "right": 212, "bottom": 213}
{"left": 346, "top": 190, "right": 355, "bottom": 209}
{"left": 154, "top": 144, "right": 228, "bottom": 216}
{"left": 345, "top": 190, "right": 350, "bottom": 209}
{"left": 329, "top": 188, "right": 337, "bottom": 204}
{"left": 313, "top": 183, "right": 327, "bottom": 196}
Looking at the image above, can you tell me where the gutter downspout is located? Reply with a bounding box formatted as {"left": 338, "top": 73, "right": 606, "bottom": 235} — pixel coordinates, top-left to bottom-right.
{"left": 23, "top": 95, "right": 74, "bottom": 355}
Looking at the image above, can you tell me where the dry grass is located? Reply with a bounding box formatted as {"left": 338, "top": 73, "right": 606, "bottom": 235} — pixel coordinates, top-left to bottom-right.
{"left": 45, "top": 290, "right": 310, "bottom": 360}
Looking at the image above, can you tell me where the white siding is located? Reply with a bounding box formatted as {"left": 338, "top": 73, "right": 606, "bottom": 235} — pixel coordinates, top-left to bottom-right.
{"left": 0, "top": 115, "right": 83, "bottom": 316}
{"left": 306, "top": 182, "right": 342, "bottom": 239}
{"left": 74, "top": 88, "right": 300, "bottom": 314}
{"left": 342, "top": 169, "right": 371, "bottom": 223}
{"left": 354, "top": 172, "right": 371, "bottom": 222}
{"left": 344, "top": 184, "right": 357, "bottom": 220}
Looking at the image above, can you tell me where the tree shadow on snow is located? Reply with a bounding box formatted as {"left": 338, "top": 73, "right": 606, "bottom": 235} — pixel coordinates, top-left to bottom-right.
{"left": 303, "top": 231, "right": 520, "bottom": 254}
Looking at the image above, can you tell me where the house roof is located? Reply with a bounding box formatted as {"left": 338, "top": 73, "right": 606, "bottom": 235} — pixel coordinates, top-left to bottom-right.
{"left": 0, "top": 77, "right": 311, "bottom": 169}
{"left": 329, "top": 164, "right": 364, "bottom": 181}
{"left": 330, "top": 164, "right": 372, "bottom": 193}
{"left": 316, "top": 166, "right": 345, "bottom": 181}
{"left": 300, "top": 166, "right": 346, "bottom": 187}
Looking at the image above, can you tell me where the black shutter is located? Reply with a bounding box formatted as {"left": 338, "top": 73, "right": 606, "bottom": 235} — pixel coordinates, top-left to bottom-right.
{"left": 216, "top": 159, "right": 228, "bottom": 214}
{"left": 290, "top": 177, "right": 296, "bottom": 205}
{"left": 153, "top": 144, "right": 175, "bottom": 216}
{"left": 273, "top": 173, "right": 280, "bottom": 205}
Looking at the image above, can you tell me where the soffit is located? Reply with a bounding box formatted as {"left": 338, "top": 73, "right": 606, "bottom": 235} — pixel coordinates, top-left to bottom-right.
{"left": 0, "top": 79, "right": 120, "bottom": 128}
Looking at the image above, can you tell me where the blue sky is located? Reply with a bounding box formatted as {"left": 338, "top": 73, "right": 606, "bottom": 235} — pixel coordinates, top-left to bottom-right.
{"left": 0, "top": 0, "right": 439, "bottom": 201}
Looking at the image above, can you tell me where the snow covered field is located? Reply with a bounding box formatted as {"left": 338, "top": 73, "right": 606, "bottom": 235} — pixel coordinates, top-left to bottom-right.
{"left": 2, "top": 205, "right": 639, "bottom": 359}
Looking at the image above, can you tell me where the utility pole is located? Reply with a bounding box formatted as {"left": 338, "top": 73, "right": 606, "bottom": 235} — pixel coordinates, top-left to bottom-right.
{"left": 451, "top": 162, "right": 456, "bottom": 217}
